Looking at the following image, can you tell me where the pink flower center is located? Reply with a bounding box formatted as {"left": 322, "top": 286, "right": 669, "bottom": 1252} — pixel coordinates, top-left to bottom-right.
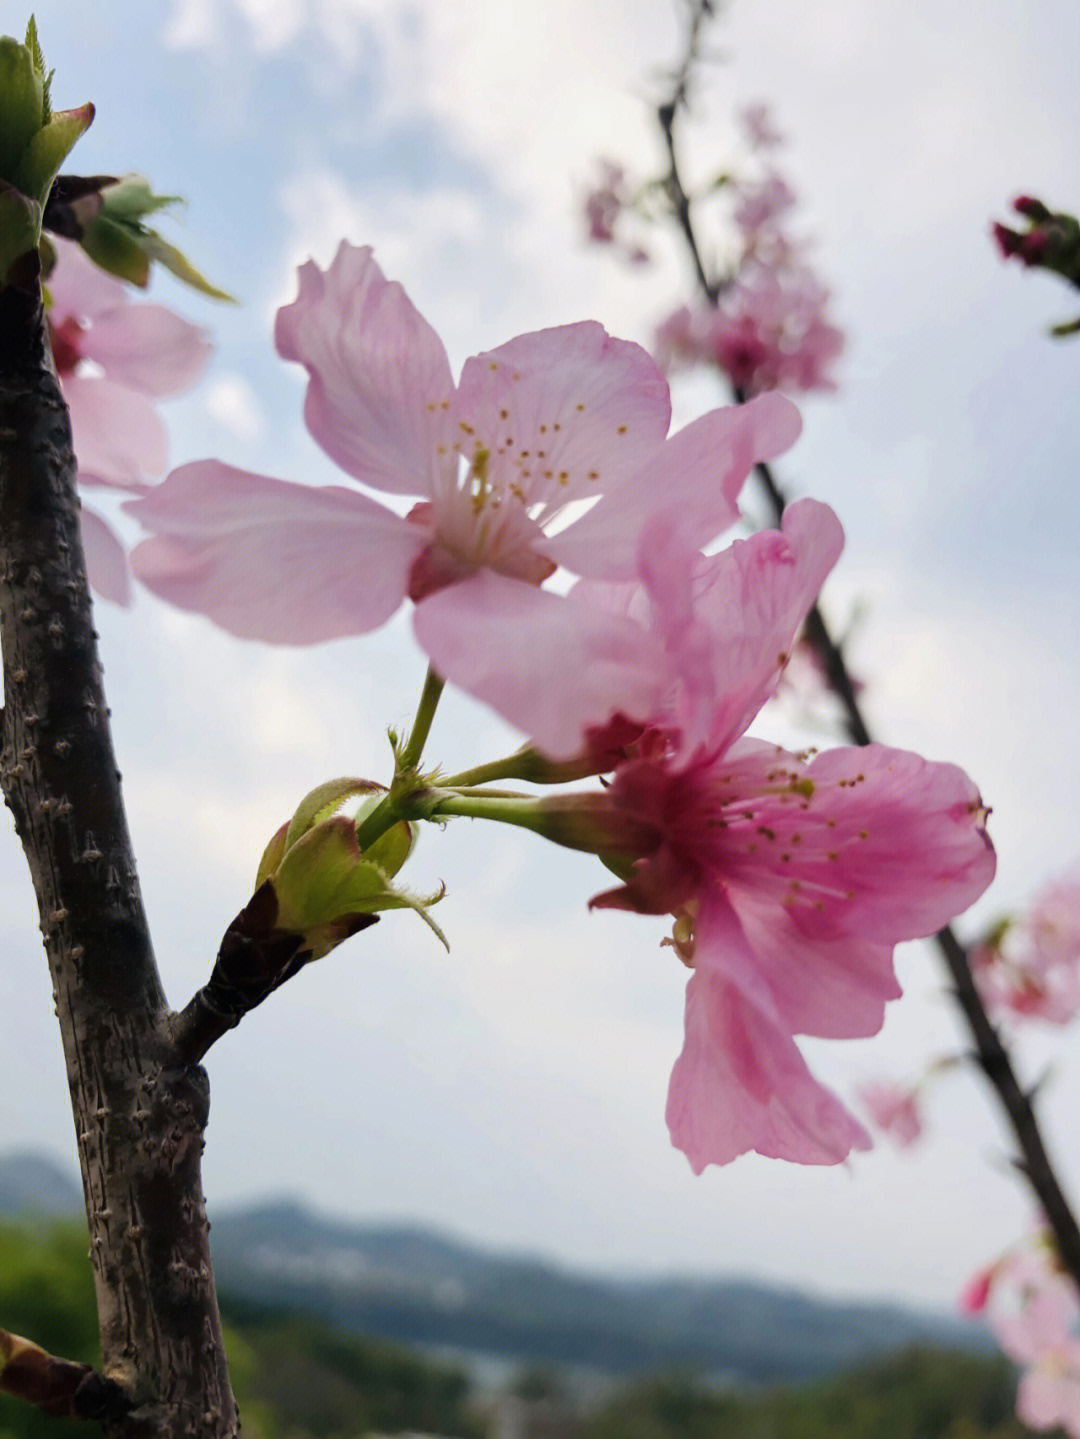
{"left": 47, "top": 315, "right": 87, "bottom": 377}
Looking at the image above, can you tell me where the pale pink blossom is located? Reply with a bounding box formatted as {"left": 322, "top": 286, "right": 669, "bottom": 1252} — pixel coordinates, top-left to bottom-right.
{"left": 583, "top": 159, "right": 626, "bottom": 244}
{"left": 46, "top": 238, "right": 212, "bottom": 603}
{"left": 740, "top": 103, "right": 784, "bottom": 151}
{"left": 733, "top": 173, "right": 796, "bottom": 240}
{"left": 972, "top": 869, "right": 1080, "bottom": 1024}
{"left": 514, "top": 508, "right": 994, "bottom": 1167}
{"left": 582, "top": 159, "right": 650, "bottom": 264}
{"left": 975, "top": 1239, "right": 1080, "bottom": 1437}
{"left": 127, "top": 242, "right": 799, "bottom": 677}
{"left": 858, "top": 1080, "right": 924, "bottom": 1147}
{"left": 655, "top": 265, "right": 843, "bottom": 397}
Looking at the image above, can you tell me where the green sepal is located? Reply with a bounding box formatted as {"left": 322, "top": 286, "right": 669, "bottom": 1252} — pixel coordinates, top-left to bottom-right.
{"left": 76, "top": 174, "right": 235, "bottom": 299}
{"left": 78, "top": 212, "right": 150, "bottom": 286}
{"left": 284, "top": 776, "right": 382, "bottom": 852}
{"left": 254, "top": 822, "right": 289, "bottom": 891}
{"left": 0, "top": 183, "right": 41, "bottom": 284}
{"left": 141, "top": 229, "right": 235, "bottom": 300}
{"left": 14, "top": 101, "right": 93, "bottom": 202}
{"left": 273, "top": 816, "right": 446, "bottom": 957}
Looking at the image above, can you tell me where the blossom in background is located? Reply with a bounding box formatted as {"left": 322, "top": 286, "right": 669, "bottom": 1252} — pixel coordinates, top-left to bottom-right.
{"left": 740, "top": 102, "right": 783, "bottom": 151}
{"left": 965, "top": 1239, "right": 1080, "bottom": 1438}
{"left": 655, "top": 265, "right": 843, "bottom": 398}
{"left": 858, "top": 1080, "right": 924, "bottom": 1148}
{"left": 46, "top": 237, "right": 212, "bottom": 604}
{"left": 582, "top": 158, "right": 649, "bottom": 264}
{"left": 654, "top": 105, "right": 843, "bottom": 397}
{"left": 971, "top": 869, "right": 1080, "bottom": 1024}
{"left": 127, "top": 241, "right": 798, "bottom": 680}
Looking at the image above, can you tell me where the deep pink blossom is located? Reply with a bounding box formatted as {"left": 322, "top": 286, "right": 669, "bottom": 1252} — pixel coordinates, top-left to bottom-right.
{"left": 858, "top": 1081, "right": 924, "bottom": 1147}
{"left": 46, "top": 237, "right": 212, "bottom": 603}
{"left": 127, "top": 242, "right": 799, "bottom": 672}
{"left": 972, "top": 869, "right": 1080, "bottom": 1024}
{"left": 513, "top": 507, "right": 995, "bottom": 1167}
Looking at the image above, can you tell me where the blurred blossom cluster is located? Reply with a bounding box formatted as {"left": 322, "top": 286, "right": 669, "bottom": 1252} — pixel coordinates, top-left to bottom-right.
{"left": 581, "top": 158, "right": 650, "bottom": 265}
{"left": 972, "top": 869, "right": 1080, "bottom": 1025}
{"left": 964, "top": 1238, "right": 1080, "bottom": 1438}
{"left": 653, "top": 106, "right": 843, "bottom": 397}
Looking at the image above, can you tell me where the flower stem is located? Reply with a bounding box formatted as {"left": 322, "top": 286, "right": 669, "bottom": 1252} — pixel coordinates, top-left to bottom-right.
{"left": 397, "top": 665, "right": 445, "bottom": 772}
{"left": 440, "top": 746, "right": 610, "bottom": 789}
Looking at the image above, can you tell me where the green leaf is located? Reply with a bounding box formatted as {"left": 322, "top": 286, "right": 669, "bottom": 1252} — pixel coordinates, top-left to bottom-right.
{"left": 0, "top": 36, "right": 43, "bottom": 181}
{"left": 141, "top": 228, "right": 236, "bottom": 301}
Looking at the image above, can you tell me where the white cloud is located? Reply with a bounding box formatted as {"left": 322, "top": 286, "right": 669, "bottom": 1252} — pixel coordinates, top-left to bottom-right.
{"left": 205, "top": 373, "right": 265, "bottom": 443}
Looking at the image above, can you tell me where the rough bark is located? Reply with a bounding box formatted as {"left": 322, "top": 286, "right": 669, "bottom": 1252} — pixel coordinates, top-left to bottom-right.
{"left": 0, "top": 256, "right": 238, "bottom": 1438}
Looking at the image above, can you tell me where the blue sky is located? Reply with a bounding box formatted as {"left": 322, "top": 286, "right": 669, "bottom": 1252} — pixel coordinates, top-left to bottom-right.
{"left": 2, "top": 0, "right": 1079, "bottom": 1312}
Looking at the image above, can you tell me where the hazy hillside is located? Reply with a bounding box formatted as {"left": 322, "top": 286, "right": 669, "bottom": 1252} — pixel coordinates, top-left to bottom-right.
{"left": 0, "top": 1151, "right": 992, "bottom": 1385}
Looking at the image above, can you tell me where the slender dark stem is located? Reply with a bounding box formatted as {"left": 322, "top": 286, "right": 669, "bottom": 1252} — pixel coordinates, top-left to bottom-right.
{"left": 656, "top": 5, "right": 1080, "bottom": 1290}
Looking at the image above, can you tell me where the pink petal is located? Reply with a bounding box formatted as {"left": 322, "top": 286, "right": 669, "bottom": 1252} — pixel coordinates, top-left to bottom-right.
{"left": 667, "top": 960, "right": 872, "bottom": 1169}
{"left": 720, "top": 890, "right": 900, "bottom": 1039}
{"left": 681, "top": 498, "right": 843, "bottom": 756}
{"left": 412, "top": 570, "right": 669, "bottom": 758}
{"left": 84, "top": 305, "right": 213, "bottom": 396}
{"left": 62, "top": 374, "right": 168, "bottom": 483}
{"left": 794, "top": 744, "right": 997, "bottom": 939}
{"left": 547, "top": 393, "right": 801, "bottom": 581}
{"left": 127, "top": 461, "right": 423, "bottom": 643}
{"left": 79, "top": 506, "right": 132, "bottom": 607}
{"left": 1017, "top": 1368, "right": 1080, "bottom": 1433}
{"left": 453, "top": 321, "right": 671, "bottom": 525}
{"left": 46, "top": 237, "right": 128, "bottom": 321}
{"left": 274, "top": 241, "right": 457, "bottom": 497}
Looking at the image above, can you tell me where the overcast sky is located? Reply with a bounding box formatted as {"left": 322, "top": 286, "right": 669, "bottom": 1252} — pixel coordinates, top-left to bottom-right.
{"left": 2, "top": 0, "right": 1079, "bottom": 1314}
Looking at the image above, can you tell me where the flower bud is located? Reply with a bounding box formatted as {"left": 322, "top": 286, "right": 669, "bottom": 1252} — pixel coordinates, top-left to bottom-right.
{"left": 0, "top": 21, "right": 93, "bottom": 285}
{"left": 251, "top": 777, "right": 444, "bottom": 964}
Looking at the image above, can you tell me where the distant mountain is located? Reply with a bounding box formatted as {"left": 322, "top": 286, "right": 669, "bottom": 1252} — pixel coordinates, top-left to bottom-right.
{"left": 0, "top": 1149, "right": 82, "bottom": 1217}
{"left": 0, "top": 1150, "right": 992, "bottom": 1385}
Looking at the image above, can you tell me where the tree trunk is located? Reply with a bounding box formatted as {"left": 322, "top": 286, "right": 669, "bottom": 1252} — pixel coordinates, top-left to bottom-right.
{"left": 0, "top": 259, "right": 238, "bottom": 1438}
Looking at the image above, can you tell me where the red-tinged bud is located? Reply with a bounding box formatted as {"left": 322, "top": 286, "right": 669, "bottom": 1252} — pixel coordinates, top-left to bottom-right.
{"left": 1013, "top": 195, "right": 1051, "bottom": 222}
{"left": 992, "top": 221, "right": 1024, "bottom": 259}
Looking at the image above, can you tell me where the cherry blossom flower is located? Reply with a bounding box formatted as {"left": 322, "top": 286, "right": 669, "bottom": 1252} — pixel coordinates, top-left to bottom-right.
{"left": 972, "top": 869, "right": 1080, "bottom": 1024}
{"left": 858, "top": 1080, "right": 924, "bottom": 1148}
{"left": 127, "top": 242, "right": 799, "bottom": 668}
{"left": 655, "top": 266, "right": 844, "bottom": 397}
{"left": 46, "top": 237, "right": 212, "bottom": 604}
{"left": 972, "top": 1239, "right": 1080, "bottom": 1437}
{"left": 515, "top": 507, "right": 996, "bottom": 1167}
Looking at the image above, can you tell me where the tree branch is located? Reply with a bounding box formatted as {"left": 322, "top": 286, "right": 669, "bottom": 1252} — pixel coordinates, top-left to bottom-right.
{"left": 1, "top": 1326, "right": 129, "bottom": 1424}
{"left": 655, "top": 8, "right": 1080, "bottom": 1291}
{"left": 0, "top": 254, "right": 238, "bottom": 1437}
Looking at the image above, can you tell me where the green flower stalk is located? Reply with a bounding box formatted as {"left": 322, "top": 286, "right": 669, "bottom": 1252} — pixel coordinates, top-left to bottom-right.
{"left": 0, "top": 19, "right": 92, "bottom": 286}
